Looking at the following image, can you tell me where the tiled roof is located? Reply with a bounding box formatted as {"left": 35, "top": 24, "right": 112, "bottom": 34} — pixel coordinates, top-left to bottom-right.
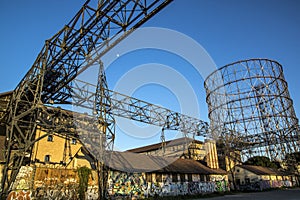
{"left": 0, "top": 91, "right": 13, "bottom": 98}
{"left": 106, "top": 151, "right": 226, "bottom": 175}
{"left": 106, "top": 151, "right": 176, "bottom": 173}
{"left": 237, "top": 165, "right": 289, "bottom": 176}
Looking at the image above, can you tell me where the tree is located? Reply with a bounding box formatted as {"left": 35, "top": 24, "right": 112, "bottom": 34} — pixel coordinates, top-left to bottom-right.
{"left": 244, "top": 156, "right": 279, "bottom": 169}
{"left": 284, "top": 152, "right": 300, "bottom": 163}
{"left": 216, "top": 136, "right": 242, "bottom": 191}
{"left": 284, "top": 152, "right": 300, "bottom": 186}
{"left": 77, "top": 166, "right": 91, "bottom": 200}
{"left": 283, "top": 152, "right": 300, "bottom": 172}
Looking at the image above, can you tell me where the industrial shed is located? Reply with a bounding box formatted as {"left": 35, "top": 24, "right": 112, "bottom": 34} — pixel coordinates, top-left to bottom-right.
{"left": 231, "top": 165, "right": 296, "bottom": 191}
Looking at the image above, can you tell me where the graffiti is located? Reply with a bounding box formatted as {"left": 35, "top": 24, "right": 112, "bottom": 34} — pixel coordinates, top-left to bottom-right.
{"left": 282, "top": 180, "right": 293, "bottom": 187}
{"left": 7, "top": 190, "right": 31, "bottom": 200}
{"left": 269, "top": 180, "right": 293, "bottom": 189}
{"left": 8, "top": 167, "right": 232, "bottom": 199}
{"left": 34, "top": 186, "right": 78, "bottom": 200}
{"left": 215, "top": 180, "right": 228, "bottom": 192}
{"left": 86, "top": 187, "right": 99, "bottom": 200}
{"left": 108, "top": 171, "right": 147, "bottom": 197}
{"left": 33, "top": 167, "right": 79, "bottom": 199}
{"left": 146, "top": 182, "right": 163, "bottom": 197}
{"left": 188, "top": 182, "right": 200, "bottom": 194}
{"left": 239, "top": 180, "right": 294, "bottom": 191}
{"left": 107, "top": 171, "right": 228, "bottom": 198}
{"left": 12, "top": 166, "right": 33, "bottom": 190}
{"left": 158, "top": 181, "right": 218, "bottom": 196}
{"left": 7, "top": 167, "right": 98, "bottom": 200}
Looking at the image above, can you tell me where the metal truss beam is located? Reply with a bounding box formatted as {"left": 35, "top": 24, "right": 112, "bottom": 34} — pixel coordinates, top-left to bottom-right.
{"left": 41, "top": 0, "right": 172, "bottom": 104}
{"left": 1, "top": 0, "right": 173, "bottom": 197}
{"left": 70, "top": 79, "right": 209, "bottom": 137}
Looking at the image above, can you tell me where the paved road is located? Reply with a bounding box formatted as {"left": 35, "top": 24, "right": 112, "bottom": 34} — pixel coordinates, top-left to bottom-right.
{"left": 193, "top": 188, "right": 300, "bottom": 200}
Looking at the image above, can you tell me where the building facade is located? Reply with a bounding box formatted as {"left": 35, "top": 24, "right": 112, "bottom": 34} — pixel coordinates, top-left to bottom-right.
{"left": 128, "top": 137, "right": 220, "bottom": 169}
{"left": 1, "top": 126, "right": 229, "bottom": 199}
{"left": 230, "top": 165, "right": 296, "bottom": 191}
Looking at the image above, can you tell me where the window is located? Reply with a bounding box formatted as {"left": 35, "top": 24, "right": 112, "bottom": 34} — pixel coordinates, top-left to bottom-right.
{"left": 156, "top": 174, "right": 162, "bottom": 182}
{"left": 146, "top": 173, "right": 152, "bottom": 182}
{"left": 188, "top": 174, "right": 193, "bottom": 182}
{"left": 172, "top": 174, "right": 178, "bottom": 182}
{"left": 200, "top": 175, "right": 205, "bottom": 181}
{"left": 71, "top": 138, "right": 77, "bottom": 145}
{"left": 180, "top": 174, "right": 186, "bottom": 182}
{"left": 245, "top": 178, "right": 250, "bottom": 184}
{"left": 47, "top": 135, "right": 53, "bottom": 142}
{"left": 206, "top": 175, "right": 210, "bottom": 181}
{"left": 44, "top": 155, "right": 51, "bottom": 162}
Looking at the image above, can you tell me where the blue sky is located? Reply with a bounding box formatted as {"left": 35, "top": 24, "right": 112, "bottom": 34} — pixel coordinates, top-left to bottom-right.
{"left": 1, "top": 0, "right": 300, "bottom": 150}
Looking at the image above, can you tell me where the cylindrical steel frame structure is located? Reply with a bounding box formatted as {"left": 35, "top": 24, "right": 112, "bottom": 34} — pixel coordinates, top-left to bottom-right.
{"left": 204, "top": 58, "right": 299, "bottom": 161}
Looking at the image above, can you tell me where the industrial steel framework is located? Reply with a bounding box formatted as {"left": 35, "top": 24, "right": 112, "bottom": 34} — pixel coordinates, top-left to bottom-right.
{"left": 204, "top": 58, "right": 300, "bottom": 162}
{"left": 70, "top": 78, "right": 208, "bottom": 137}
{"left": 0, "top": 0, "right": 175, "bottom": 197}
{"left": 0, "top": 0, "right": 209, "bottom": 198}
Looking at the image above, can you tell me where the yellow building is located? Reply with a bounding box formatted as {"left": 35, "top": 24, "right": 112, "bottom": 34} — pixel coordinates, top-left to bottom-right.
{"left": 127, "top": 137, "right": 219, "bottom": 169}
{"left": 31, "top": 128, "right": 94, "bottom": 170}
{"left": 216, "top": 140, "right": 242, "bottom": 172}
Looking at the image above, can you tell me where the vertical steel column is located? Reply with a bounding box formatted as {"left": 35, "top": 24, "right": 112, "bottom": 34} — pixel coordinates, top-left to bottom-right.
{"left": 94, "top": 61, "right": 115, "bottom": 199}
{"left": 0, "top": 42, "right": 49, "bottom": 196}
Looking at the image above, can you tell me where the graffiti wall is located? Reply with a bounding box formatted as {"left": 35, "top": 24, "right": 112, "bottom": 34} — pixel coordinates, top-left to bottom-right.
{"left": 34, "top": 167, "right": 79, "bottom": 199}
{"left": 12, "top": 166, "right": 33, "bottom": 191}
{"left": 107, "top": 171, "right": 229, "bottom": 199}
{"left": 108, "top": 171, "right": 147, "bottom": 197}
{"left": 7, "top": 190, "right": 31, "bottom": 200}
{"left": 7, "top": 166, "right": 80, "bottom": 200}
{"left": 7, "top": 167, "right": 230, "bottom": 199}
{"left": 238, "top": 180, "right": 294, "bottom": 191}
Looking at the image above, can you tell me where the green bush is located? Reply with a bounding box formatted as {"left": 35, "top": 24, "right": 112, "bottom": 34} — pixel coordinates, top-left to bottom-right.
{"left": 77, "top": 166, "right": 91, "bottom": 200}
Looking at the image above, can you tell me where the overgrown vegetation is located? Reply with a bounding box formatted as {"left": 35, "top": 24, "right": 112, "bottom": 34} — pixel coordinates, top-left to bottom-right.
{"left": 284, "top": 152, "right": 300, "bottom": 171}
{"left": 244, "top": 156, "right": 280, "bottom": 169}
{"left": 284, "top": 152, "right": 300, "bottom": 185}
{"left": 77, "top": 166, "right": 91, "bottom": 200}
